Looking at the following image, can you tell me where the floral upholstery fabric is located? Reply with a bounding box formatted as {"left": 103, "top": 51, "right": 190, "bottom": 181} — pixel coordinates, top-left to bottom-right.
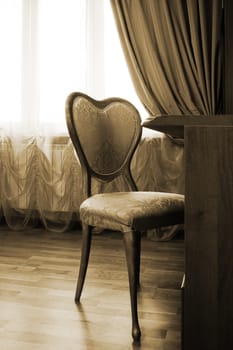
{"left": 73, "top": 97, "right": 140, "bottom": 175}
{"left": 80, "top": 191, "right": 184, "bottom": 233}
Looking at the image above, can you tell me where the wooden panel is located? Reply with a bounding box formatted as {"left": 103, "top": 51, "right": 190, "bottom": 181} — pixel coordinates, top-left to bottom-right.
{"left": 142, "top": 115, "right": 233, "bottom": 138}
{"left": 184, "top": 125, "right": 233, "bottom": 350}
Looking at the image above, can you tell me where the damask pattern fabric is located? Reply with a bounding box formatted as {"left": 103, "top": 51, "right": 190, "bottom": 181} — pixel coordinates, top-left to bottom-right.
{"left": 73, "top": 97, "right": 139, "bottom": 175}
{"left": 80, "top": 191, "right": 184, "bottom": 233}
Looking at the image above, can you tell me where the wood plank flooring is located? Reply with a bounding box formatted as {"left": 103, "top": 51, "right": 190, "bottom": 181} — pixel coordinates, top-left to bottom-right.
{"left": 0, "top": 225, "right": 184, "bottom": 350}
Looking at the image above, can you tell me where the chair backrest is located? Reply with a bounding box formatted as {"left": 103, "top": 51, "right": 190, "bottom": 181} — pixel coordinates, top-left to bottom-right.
{"left": 66, "top": 92, "right": 142, "bottom": 195}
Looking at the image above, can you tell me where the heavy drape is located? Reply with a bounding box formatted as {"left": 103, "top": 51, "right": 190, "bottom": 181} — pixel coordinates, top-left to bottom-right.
{"left": 110, "top": 0, "right": 223, "bottom": 239}
{"left": 110, "top": 0, "right": 223, "bottom": 115}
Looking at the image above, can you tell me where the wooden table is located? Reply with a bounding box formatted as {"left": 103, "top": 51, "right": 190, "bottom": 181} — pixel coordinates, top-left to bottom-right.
{"left": 143, "top": 115, "right": 233, "bottom": 350}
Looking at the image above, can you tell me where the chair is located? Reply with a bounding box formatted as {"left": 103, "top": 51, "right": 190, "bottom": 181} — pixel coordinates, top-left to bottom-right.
{"left": 65, "top": 92, "right": 184, "bottom": 340}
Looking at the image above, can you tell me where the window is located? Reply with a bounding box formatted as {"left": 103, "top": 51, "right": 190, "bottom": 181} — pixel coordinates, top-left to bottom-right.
{"left": 0, "top": 0, "right": 22, "bottom": 123}
{"left": 0, "top": 0, "right": 145, "bottom": 130}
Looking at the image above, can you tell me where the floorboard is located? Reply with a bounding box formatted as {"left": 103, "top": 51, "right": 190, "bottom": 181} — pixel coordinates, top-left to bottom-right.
{"left": 0, "top": 225, "right": 184, "bottom": 350}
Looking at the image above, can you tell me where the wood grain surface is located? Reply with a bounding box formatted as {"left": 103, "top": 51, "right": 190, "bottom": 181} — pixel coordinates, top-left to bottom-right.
{"left": 184, "top": 126, "right": 233, "bottom": 350}
{"left": 0, "top": 226, "right": 184, "bottom": 350}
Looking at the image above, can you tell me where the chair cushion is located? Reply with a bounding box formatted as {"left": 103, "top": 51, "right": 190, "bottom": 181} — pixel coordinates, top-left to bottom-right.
{"left": 80, "top": 192, "right": 184, "bottom": 232}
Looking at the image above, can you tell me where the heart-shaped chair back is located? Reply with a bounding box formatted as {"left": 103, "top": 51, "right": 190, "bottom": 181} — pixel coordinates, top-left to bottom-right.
{"left": 66, "top": 92, "right": 142, "bottom": 183}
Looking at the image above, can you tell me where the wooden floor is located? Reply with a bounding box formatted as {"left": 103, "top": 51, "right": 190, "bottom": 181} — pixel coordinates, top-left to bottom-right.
{"left": 0, "top": 225, "right": 184, "bottom": 350}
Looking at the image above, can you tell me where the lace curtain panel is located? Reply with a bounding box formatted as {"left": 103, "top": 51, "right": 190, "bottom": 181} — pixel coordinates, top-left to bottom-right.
{"left": 0, "top": 1, "right": 142, "bottom": 225}
{"left": 0, "top": 134, "right": 78, "bottom": 231}
{"left": 0, "top": 129, "right": 184, "bottom": 237}
{"left": 0, "top": 1, "right": 184, "bottom": 240}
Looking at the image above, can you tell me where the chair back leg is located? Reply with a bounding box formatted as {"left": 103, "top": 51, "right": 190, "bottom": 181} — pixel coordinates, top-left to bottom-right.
{"left": 75, "top": 224, "right": 92, "bottom": 303}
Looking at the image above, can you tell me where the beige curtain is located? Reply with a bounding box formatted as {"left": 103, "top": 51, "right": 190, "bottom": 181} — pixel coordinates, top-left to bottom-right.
{"left": 0, "top": 129, "right": 183, "bottom": 238}
{"left": 0, "top": 134, "right": 80, "bottom": 231}
{"left": 110, "top": 0, "right": 223, "bottom": 115}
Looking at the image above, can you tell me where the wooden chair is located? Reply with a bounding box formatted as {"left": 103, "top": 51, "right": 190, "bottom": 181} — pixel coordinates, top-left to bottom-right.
{"left": 65, "top": 92, "right": 184, "bottom": 340}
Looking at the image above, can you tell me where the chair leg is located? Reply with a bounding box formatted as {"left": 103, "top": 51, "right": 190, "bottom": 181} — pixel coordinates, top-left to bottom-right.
{"left": 75, "top": 224, "right": 92, "bottom": 303}
{"left": 123, "top": 230, "right": 141, "bottom": 341}
{"left": 136, "top": 233, "right": 141, "bottom": 288}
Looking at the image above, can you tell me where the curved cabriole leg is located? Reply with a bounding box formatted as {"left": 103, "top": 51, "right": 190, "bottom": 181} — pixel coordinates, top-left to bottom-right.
{"left": 136, "top": 233, "right": 141, "bottom": 288}
{"left": 123, "top": 230, "right": 141, "bottom": 341}
{"left": 75, "top": 224, "right": 92, "bottom": 303}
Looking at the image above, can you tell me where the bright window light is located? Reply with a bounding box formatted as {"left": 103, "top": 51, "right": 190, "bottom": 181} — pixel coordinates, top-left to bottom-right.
{"left": 0, "top": 0, "right": 146, "bottom": 127}
{"left": 0, "top": 0, "right": 22, "bottom": 122}
{"left": 39, "top": 0, "right": 87, "bottom": 125}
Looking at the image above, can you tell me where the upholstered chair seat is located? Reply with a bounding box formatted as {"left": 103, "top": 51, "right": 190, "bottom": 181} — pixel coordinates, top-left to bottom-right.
{"left": 80, "top": 191, "right": 184, "bottom": 232}
{"left": 65, "top": 92, "right": 184, "bottom": 341}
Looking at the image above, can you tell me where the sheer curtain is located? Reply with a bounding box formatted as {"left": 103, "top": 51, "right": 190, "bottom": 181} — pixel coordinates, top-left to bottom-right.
{"left": 0, "top": 0, "right": 144, "bottom": 231}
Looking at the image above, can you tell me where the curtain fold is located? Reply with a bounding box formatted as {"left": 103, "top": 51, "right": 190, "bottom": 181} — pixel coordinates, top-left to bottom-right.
{"left": 110, "top": 0, "right": 223, "bottom": 115}
{"left": 0, "top": 0, "right": 188, "bottom": 240}
{"left": 0, "top": 0, "right": 111, "bottom": 233}
{"left": 0, "top": 129, "right": 183, "bottom": 237}
{"left": 0, "top": 134, "right": 81, "bottom": 231}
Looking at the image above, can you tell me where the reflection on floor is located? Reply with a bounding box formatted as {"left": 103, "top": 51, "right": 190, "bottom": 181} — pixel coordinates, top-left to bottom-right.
{"left": 0, "top": 225, "right": 184, "bottom": 350}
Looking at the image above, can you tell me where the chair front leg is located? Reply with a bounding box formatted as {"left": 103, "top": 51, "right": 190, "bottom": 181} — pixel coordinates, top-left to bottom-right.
{"left": 123, "top": 229, "right": 141, "bottom": 341}
{"left": 75, "top": 224, "right": 92, "bottom": 303}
